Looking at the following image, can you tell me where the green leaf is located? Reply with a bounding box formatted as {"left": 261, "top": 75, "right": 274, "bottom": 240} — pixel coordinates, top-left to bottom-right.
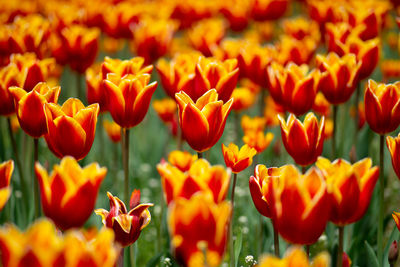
{"left": 383, "top": 227, "right": 399, "bottom": 267}
{"left": 234, "top": 231, "right": 242, "bottom": 267}
{"left": 146, "top": 252, "right": 163, "bottom": 267}
{"left": 365, "top": 241, "right": 379, "bottom": 267}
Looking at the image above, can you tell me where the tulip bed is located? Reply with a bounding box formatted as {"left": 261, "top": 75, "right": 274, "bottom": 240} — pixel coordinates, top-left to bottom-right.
{"left": 1, "top": 0, "right": 400, "bottom": 267}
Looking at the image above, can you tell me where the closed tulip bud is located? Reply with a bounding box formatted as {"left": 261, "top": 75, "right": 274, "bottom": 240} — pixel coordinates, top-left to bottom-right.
{"left": 103, "top": 119, "right": 121, "bottom": 143}
{"left": 168, "top": 192, "right": 231, "bottom": 267}
{"left": 278, "top": 113, "right": 325, "bottom": 166}
{"left": 167, "top": 150, "right": 197, "bottom": 172}
{"left": 389, "top": 240, "right": 399, "bottom": 265}
{"left": 316, "top": 157, "right": 379, "bottom": 225}
{"left": 103, "top": 73, "right": 157, "bottom": 129}
{"left": 0, "top": 160, "right": 13, "bottom": 211}
{"left": 175, "top": 89, "right": 233, "bottom": 152}
{"left": 243, "top": 130, "right": 274, "bottom": 153}
{"left": 95, "top": 190, "right": 153, "bottom": 247}
{"left": 222, "top": 143, "right": 257, "bottom": 173}
{"left": 343, "top": 252, "right": 352, "bottom": 267}
{"left": 258, "top": 247, "right": 330, "bottom": 267}
{"left": 316, "top": 52, "right": 361, "bottom": 105}
{"left": 44, "top": 98, "right": 99, "bottom": 161}
{"left": 35, "top": 156, "right": 107, "bottom": 230}
{"left": 9, "top": 83, "right": 60, "bottom": 138}
{"left": 267, "top": 165, "right": 330, "bottom": 245}
{"left": 0, "top": 64, "right": 24, "bottom": 116}
{"left": 250, "top": 0, "right": 288, "bottom": 21}
{"left": 365, "top": 80, "right": 400, "bottom": 134}
{"left": 157, "top": 159, "right": 230, "bottom": 205}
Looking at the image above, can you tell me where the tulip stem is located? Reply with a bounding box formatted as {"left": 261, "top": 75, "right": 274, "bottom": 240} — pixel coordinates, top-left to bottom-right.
{"left": 306, "top": 245, "right": 310, "bottom": 258}
{"left": 33, "top": 138, "right": 40, "bottom": 218}
{"left": 332, "top": 105, "right": 338, "bottom": 158}
{"left": 337, "top": 226, "right": 344, "bottom": 267}
{"left": 198, "top": 152, "right": 203, "bottom": 159}
{"left": 353, "top": 82, "right": 361, "bottom": 161}
{"left": 230, "top": 173, "right": 238, "bottom": 267}
{"left": 122, "top": 128, "right": 130, "bottom": 204}
{"left": 6, "top": 117, "right": 28, "bottom": 213}
{"left": 273, "top": 223, "right": 280, "bottom": 257}
{"left": 117, "top": 249, "right": 124, "bottom": 267}
{"left": 378, "top": 134, "right": 385, "bottom": 267}
{"left": 76, "top": 73, "right": 82, "bottom": 101}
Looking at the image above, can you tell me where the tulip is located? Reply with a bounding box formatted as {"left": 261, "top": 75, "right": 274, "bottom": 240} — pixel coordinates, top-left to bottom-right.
{"left": 9, "top": 83, "right": 60, "bottom": 138}
{"left": 167, "top": 150, "right": 197, "bottom": 172}
{"left": 44, "top": 98, "right": 99, "bottom": 161}
{"left": 258, "top": 247, "right": 330, "bottom": 267}
{"left": 266, "top": 165, "right": 330, "bottom": 244}
{"left": 103, "top": 119, "right": 121, "bottom": 143}
{"left": 157, "top": 158, "right": 230, "bottom": 205}
{"left": 263, "top": 96, "right": 285, "bottom": 127}
{"left": 389, "top": 240, "right": 399, "bottom": 266}
{"left": 231, "top": 87, "right": 256, "bottom": 112}
{"left": 316, "top": 52, "right": 361, "bottom": 105}
{"left": 35, "top": 156, "right": 106, "bottom": 230}
{"left": 250, "top": 0, "right": 288, "bottom": 21}
{"left": 219, "top": 0, "right": 250, "bottom": 32}
{"left": 168, "top": 192, "right": 231, "bottom": 267}
{"left": 101, "top": 56, "right": 154, "bottom": 79}
{"left": 0, "top": 160, "right": 13, "bottom": 211}
{"left": 86, "top": 64, "right": 107, "bottom": 112}
{"left": 386, "top": 133, "right": 400, "bottom": 180}
{"left": 276, "top": 35, "right": 317, "bottom": 66}
{"left": 95, "top": 190, "right": 153, "bottom": 247}
{"left": 241, "top": 115, "right": 266, "bottom": 134}
{"left": 278, "top": 113, "right": 325, "bottom": 166}
{"left": 222, "top": 143, "right": 256, "bottom": 173}
{"left": 152, "top": 98, "right": 177, "bottom": 123}
{"left": 267, "top": 62, "right": 319, "bottom": 115}
{"left": 393, "top": 212, "right": 400, "bottom": 232}
{"left": 381, "top": 60, "right": 400, "bottom": 80}
{"left": 282, "top": 17, "right": 320, "bottom": 42}
{"left": 313, "top": 92, "right": 331, "bottom": 117}
{"left": 0, "top": 63, "right": 24, "bottom": 116}
{"left": 343, "top": 252, "right": 352, "bottom": 267}
{"left": 316, "top": 157, "right": 379, "bottom": 225}
{"left": 365, "top": 80, "right": 400, "bottom": 135}
{"left": 103, "top": 73, "right": 157, "bottom": 129}
{"left": 175, "top": 89, "right": 233, "bottom": 152}
{"left": 243, "top": 130, "right": 274, "bottom": 153}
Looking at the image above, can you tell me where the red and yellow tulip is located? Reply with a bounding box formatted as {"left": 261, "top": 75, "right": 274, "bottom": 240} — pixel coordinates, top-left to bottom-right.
{"left": 243, "top": 130, "right": 274, "bottom": 154}
{"left": 222, "top": 143, "right": 257, "bottom": 173}
{"left": 103, "top": 119, "right": 121, "bottom": 143}
{"left": 0, "top": 160, "right": 13, "bottom": 211}
{"left": 167, "top": 150, "right": 197, "bottom": 172}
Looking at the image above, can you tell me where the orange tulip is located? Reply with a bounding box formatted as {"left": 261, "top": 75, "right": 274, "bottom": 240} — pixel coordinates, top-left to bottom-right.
{"left": 263, "top": 96, "right": 285, "bottom": 127}
{"left": 250, "top": 0, "right": 288, "bottom": 21}
{"left": 243, "top": 130, "right": 274, "bottom": 153}
{"left": 393, "top": 211, "right": 400, "bottom": 232}
{"left": 316, "top": 52, "right": 361, "bottom": 105}
{"left": 364, "top": 80, "right": 400, "bottom": 134}
{"left": 95, "top": 190, "right": 153, "bottom": 247}
{"left": 44, "top": 98, "right": 99, "bottom": 161}
{"left": 152, "top": 98, "right": 177, "bottom": 123}
{"left": 103, "top": 73, "right": 157, "bottom": 129}
{"left": 381, "top": 60, "right": 400, "bottom": 80}
{"left": 168, "top": 192, "right": 231, "bottom": 267}
{"left": 167, "top": 150, "right": 197, "bottom": 172}
{"left": 231, "top": 87, "right": 256, "bottom": 112}
{"left": 101, "top": 56, "right": 154, "bottom": 80}
{"left": 316, "top": 157, "right": 379, "bottom": 225}
{"left": 157, "top": 158, "right": 230, "bottom": 205}
{"left": 175, "top": 89, "right": 233, "bottom": 152}
{"left": 103, "top": 119, "right": 121, "bottom": 143}
{"left": 0, "top": 160, "right": 13, "bottom": 211}
{"left": 86, "top": 64, "right": 107, "bottom": 112}
{"left": 219, "top": 0, "right": 250, "bottom": 32}
{"left": 249, "top": 164, "right": 278, "bottom": 218}
{"left": 9, "top": 83, "right": 60, "bottom": 138}
{"left": 0, "top": 63, "right": 23, "bottom": 116}
{"left": 266, "top": 165, "right": 330, "bottom": 245}
{"left": 222, "top": 143, "right": 256, "bottom": 173}
{"left": 267, "top": 62, "right": 319, "bottom": 115}
{"left": 241, "top": 115, "right": 266, "bottom": 134}
{"left": 35, "top": 156, "right": 106, "bottom": 230}
{"left": 312, "top": 92, "right": 331, "bottom": 117}
{"left": 386, "top": 133, "right": 400, "bottom": 180}
{"left": 258, "top": 246, "right": 330, "bottom": 266}
{"left": 278, "top": 113, "right": 325, "bottom": 166}
{"left": 275, "top": 35, "right": 317, "bottom": 65}
{"left": 282, "top": 17, "right": 320, "bottom": 42}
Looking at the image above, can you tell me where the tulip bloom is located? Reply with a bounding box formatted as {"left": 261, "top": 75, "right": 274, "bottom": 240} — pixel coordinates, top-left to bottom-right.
{"left": 316, "top": 157, "right": 379, "bottom": 225}
{"left": 220, "top": 0, "right": 250, "bottom": 32}
{"left": 393, "top": 212, "right": 400, "bottom": 232}
{"left": 243, "top": 130, "right": 274, "bottom": 153}
{"left": 167, "top": 150, "right": 197, "bottom": 172}
{"left": 276, "top": 35, "right": 317, "bottom": 66}
{"left": 250, "top": 0, "right": 288, "bottom": 21}
{"left": 152, "top": 98, "right": 177, "bottom": 123}
{"left": 157, "top": 159, "right": 230, "bottom": 205}
{"left": 44, "top": 98, "right": 99, "bottom": 161}
{"left": 0, "top": 160, "right": 13, "bottom": 211}
{"left": 316, "top": 52, "right": 361, "bottom": 105}
{"left": 386, "top": 133, "right": 400, "bottom": 180}
{"left": 175, "top": 89, "right": 233, "bottom": 152}
{"left": 95, "top": 190, "right": 153, "bottom": 247}
{"left": 282, "top": 17, "right": 320, "bottom": 42}
{"left": 101, "top": 56, "right": 154, "bottom": 79}
{"left": 0, "top": 64, "right": 23, "bottom": 116}
{"left": 222, "top": 143, "right": 257, "bottom": 173}
{"left": 103, "top": 73, "right": 157, "bottom": 129}
{"left": 364, "top": 80, "right": 400, "bottom": 134}
{"left": 231, "top": 87, "right": 256, "bottom": 112}
{"left": 103, "top": 119, "right": 121, "bottom": 143}
{"left": 86, "top": 64, "right": 107, "bottom": 112}
{"left": 35, "top": 156, "right": 107, "bottom": 230}
{"left": 241, "top": 115, "right": 266, "bottom": 134}
{"left": 278, "top": 113, "right": 325, "bottom": 166}
{"left": 266, "top": 165, "right": 330, "bottom": 244}
{"left": 168, "top": 192, "right": 231, "bottom": 267}
{"left": 9, "top": 83, "right": 60, "bottom": 138}
{"left": 258, "top": 247, "right": 330, "bottom": 267}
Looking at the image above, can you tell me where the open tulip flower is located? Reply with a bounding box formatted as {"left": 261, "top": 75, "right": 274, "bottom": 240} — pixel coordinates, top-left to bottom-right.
{"left": 0, "top": 63, "right": 24, "bottom": 116}
{"left": 267, "top": 62, "right": 320, "bottom": 115}
{"left": 282, "top": 17, "right": 321, "bottom": 42}
{"left": 222, "top": 143, "right": 257, "bottom": 173}
{"left": 316, "top": 157, "right": 379, "bottom": 225}
{"left": 168, "top": 192, "right": 231, "bottom": 267}
{"left": 35, "top": 156, "right": 107, "bottom": 230}
{"left": 167, "top": 150, "right": 197, "bottom": 172}
{"left": 9, "top": 83, "right": 60, "bottom": 138}
{"left": 0, "top": 160, "right": 13, "bottom": 211}
{"left": 258, "top": 246, "right": 330, "bottom": 267}
{"left": 243, "top": 130, "right": 274, "bottom": 154}
{"left": 44, "top": 98, "right": 99, "bottom": 161}
{"left": 316, "top": 52, "right": 361, "bottom": 105}
{"left": 101, "top": 56, "right": 154, "bottom": 80}
{"left": 278, "top": 113, "right": 325, "bottom": 166}
{"left": 266, "top": 165, "right": 330, "bottom": 245}
{"left": 365, "top": 80, "right": 400, "bottom": 135}
{"left": 175, "top": 89, "right": 233, "bottom": 152}
{"left": 103, "top": 73, "right": 157, "bottom": 129}
{"left": 386, "top": 133, "right": 400, "bottom": 180}
{"left": 276, "top": 35, "right": 317, "bottom": 66}
{"left": 157, "top": 158, "right": 230, "bottom": 205}
{"left": 0, "top": 219, "right": 120, "bottom": 267}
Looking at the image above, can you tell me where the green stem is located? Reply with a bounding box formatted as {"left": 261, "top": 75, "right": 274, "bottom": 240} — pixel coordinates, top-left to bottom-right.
{"left": 130, "top": 244, "right": 135, "bottom": 267}
{"left": 230, "top": 173, "right": 238, "bottom": 267}
{"left": 259, "top": 88, "right": 266, "bottom": 117}
{"left": 33, "top": 138, "right": 40, "bottom": 218}
{"left": 337, "top": 226, "right": 344, "bottom": 267}
{"left": 76, "top": 73, "right": 82, "bottom": 101}
{"left": 353, "top": 83, "right": 361, "bottom": 161}
{"left": 378, "top": 134, "right": 385, "bottom": 267}
{"left": 306, "top": 245, "right": 310, "bottom": 258}
{"left": 273, "top": 222, "right": 280, "bottom": 257}
{"left": 332, "top": 105, "right": 338, "bottom": 158}
{"left": 122, "top": 128, "right": 130, "bottom": 204}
